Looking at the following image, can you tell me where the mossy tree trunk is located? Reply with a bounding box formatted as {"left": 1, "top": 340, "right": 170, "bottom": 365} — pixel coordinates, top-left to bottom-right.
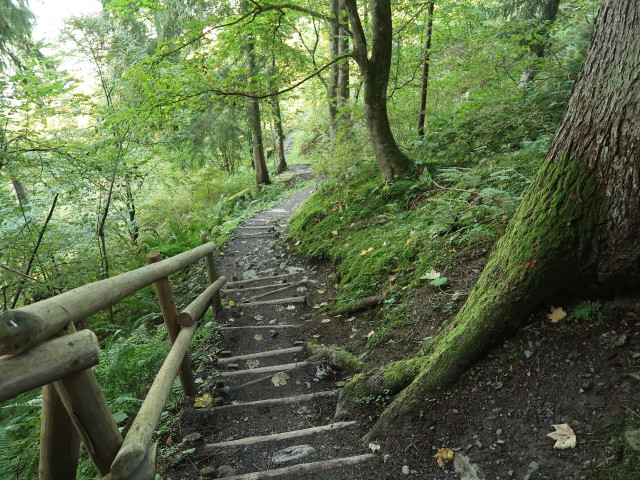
{"left": 339, "top": 0, "right": 640, "bottom": 440}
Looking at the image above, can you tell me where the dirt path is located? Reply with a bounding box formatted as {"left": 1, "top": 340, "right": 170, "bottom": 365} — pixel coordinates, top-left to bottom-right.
{"left": 163, "top": 170, "right": 379, "bottom": 479}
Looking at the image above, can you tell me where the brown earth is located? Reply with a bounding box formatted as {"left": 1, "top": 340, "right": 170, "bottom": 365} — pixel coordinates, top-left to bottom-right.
{"left": 159, "top": 167, "right": 640, "bottom": 480}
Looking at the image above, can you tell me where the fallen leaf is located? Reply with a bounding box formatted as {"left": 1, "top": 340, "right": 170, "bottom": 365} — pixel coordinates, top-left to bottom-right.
{"left": 295, "top": 240, "right": 301, "bottom": 246}
{"left": 547, "top": 424, "right": 576, "bottom": 449}
{"left": 193, "top": 394, "right": 213, "bottom": 408}
{"left": 317, "top": 289, "right": 327, "bottom": 294}
{"left": 321, "top": 318, "right": 331, "bottom": 323}
{"left": 434, "top": 447, "right": 454, "bottom": 467}
{"left": 254, "top": 314, "right": 263, "bottom": 321}
{"left": 165, "top": 436, "right": 174, "bottom": 445}
{"left": 547, "top": 306, "right": 567, "bottom": 323}
{"left": 228, "top": 300, "right": 236, "bottom": 307}
{"left": 246, "top": 359, "right": 260, "bottom": 369}
{"left": 331, "top": 230, "right": 339, "bottom": 236}
{"left": 271, "top": 372, "right": 290, "bottom": 387}
{"left": 286, "top": 305, "right": 296, "bottom": 310}
{"left": 366, "top": 330, "right": 375, "bottom": 339}
{"left": 254, "top": 334, "right": 263, "bottom": 341}
{"left": 406, "top": 238, "right": 412, "bottom": 244}
{"left": 369, "top": 443, "right": 381, "bottom": 453}
{"left": 421, "top": 269, "right": 441, "bottom": 280}
{"left": 296, "top": 286, "right": 308, "bottom": 292}
{"left": 359, "top": 247, "right": 375, "bottom": 256}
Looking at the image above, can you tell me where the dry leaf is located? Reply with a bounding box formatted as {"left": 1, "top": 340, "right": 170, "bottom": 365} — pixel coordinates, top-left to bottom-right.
{"left": 271, "top": 372, "right": 289, "bottom": 387}
{"left": 366, "top": 330, "right": 375, "bottom": 339}
{"left": 254, "top": 314, "right": 263, "bottom": 321}
{"left": 317, "top": 289, "right": 327, "bottom": 294}
{"left": 421, "top": 269, "right": 441, "bottom": 280}
{"left": 296, "top": 286, "right": 308, "bottom": 292}
{"left": 434, "top": 447, "right": 454, "bottom": 467}
{"left": 359, "top": 247, "right": 375, "bottom": 256}
{"left": 331, "top": 230, "right": 339, "bottom": 236}
{"left": 286, "top": 305, "right": 296, "bottom": 310}
{"left": 246, "top": 359, "right": 260, "bottom": 369}
{"left": 406, "top": 238, "right": 412, "bottom": 244}
{"left": 547, "top": 424, "right": 576, "bottom": 449}
{"left": 369, "top": 443, "right": 381, "bottom": 453}
{"left": 254, "top": 334, "right": 263, "bottom": 341}
{"left": 193, "top": 394, "right": 213, "bottom": 408}
{"left": 294, "top": 240, "right": 301, "bottom": 246}
{"left": 321, "top": 318, "right": 331, "bottom": 324}
{"left": 166, "top": 436, "right": 174, "bottom": 445}
{"left": 547, "top": 306, "right": 567, "bottom": 323}
{"left": 228, "top": 300, "right": 236, "bottom": 307}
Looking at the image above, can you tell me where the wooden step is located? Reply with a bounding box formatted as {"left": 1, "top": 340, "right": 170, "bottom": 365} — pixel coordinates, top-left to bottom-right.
{"left": 202, "top": 390, "right": 337, "bottom": 412}
{"left": 240, "top": 296, "right": 306, "bottom": 307}
{"left": 226, "top": 273, "right": 297, "bottom": 288}
{"left": 203, "top": 421, "right": 357, "bottom": 450}
{"left": 220, "top": 325, "right": 299, "bottom": 330}
{"left": 217, "top": 454, "right": 374, "bottom": 480}
{"left": 220, "top": 361, "right": 309, "bottom": 377}
{"left": 217, "top": 347, "right": 303, "bottom": 364}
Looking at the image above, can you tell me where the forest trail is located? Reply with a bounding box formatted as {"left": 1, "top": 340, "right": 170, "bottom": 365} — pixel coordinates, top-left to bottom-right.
{"left": 166, "top": 167, "right": 378, "bottom": 479}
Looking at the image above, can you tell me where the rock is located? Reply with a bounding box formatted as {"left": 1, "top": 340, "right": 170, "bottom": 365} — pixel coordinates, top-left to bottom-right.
{"left": 625, "top": 428, "right": 640, "bottom": 452}
{"left": 215, "top": 465, "right": 237, "bottom": 478}
{"left": 285, "top": 266, "right": 305, "bottom": 274}
{"left": 454, "top": 453, "right": 485, "bottom": 480}
{"left": 241, "top": 269, "right": 258, "bottom": 280}
{"left": 199, "top": 466, "right": 217, "bottom": 477}
{"left": 182, "top": 432, "right": 202, "bottom": 443}
{"left": 402, "top": 465, "right": 410, "bottom": 475}
{"left": 528, "top": 461, "right": 540, "bottom": 471}
{"left": 269, "top": 329, "right": 278, "bottom": 338}
{"left": 272, "top": 445, "right": 317, "bottom": 463}
{"left": 524, "top": 350, "right": 534, "bottom": 359}
{"left": 493, "top": 382, "right": 503, "bottom": 390}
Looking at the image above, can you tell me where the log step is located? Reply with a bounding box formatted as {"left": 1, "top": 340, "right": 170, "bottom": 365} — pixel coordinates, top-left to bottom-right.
{"left": 217, "top": 347, "right": 303, "bottom": 364}
{"left": 216, "top": 454, "right": 375, "bottom": 480}
{"left": 204, "top": 421, "right": 357, "bottom": 450}
{"left": 199, "top": 390, "right": 337, "bottom": 412}
{"left": 220, "top": 325, "right": 299, "bottom": 330}
{"left": 240, "top": 296, "right": 306, "bottom": 307}
{"left": 220, "top": 361, "right": 309, "bottom": 377}
{"left": 226, "top": 274, "right": 297, "bottom": 288}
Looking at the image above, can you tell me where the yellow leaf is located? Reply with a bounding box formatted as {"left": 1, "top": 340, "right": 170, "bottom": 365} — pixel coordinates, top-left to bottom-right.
{"left": 546, "top": 306, "right": 567, "bottom": 323}
{"left": 228, "top": 300, "right": 236, "bottom": 307}
{"left": 359, "top": 247, "right": 374, "bottom": 256}
{"left": 547, "top": 424, "right": 576, "bottom": 449}
{"left": 317, "top": 289, "right": 327, "bottom": 294}
{"left": 331, "top": 230, "right": 339, "bottom": 236}
{"left": 406, "top": 238, "right": 412, "bottom": 244}
{"left": 254, "top": 334, "right": 263, "bottom": 341}
{"left": 321, "top": 318, "right": 331, "bottom": 323}
{"left": 271, "top": 372, "right": 289, "bottom": 387}
{"left": 369, "top": 443, "right": 381, "bottom": 453}
{"left": 382, "top": 185, "right": 390, "bottom": 191}
{"left": 166, "top": 436, "right": 174, "bottom": 445}
{"left": 434, "top": 447, "right": 454, "bottom": 467}
{"left": 193, "top": 394, "right": 213, "bottom": 408}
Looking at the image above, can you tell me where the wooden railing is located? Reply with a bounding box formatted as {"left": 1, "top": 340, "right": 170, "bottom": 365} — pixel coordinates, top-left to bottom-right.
{"left": 0, "top": 242, "right": 226, "bottom": 480}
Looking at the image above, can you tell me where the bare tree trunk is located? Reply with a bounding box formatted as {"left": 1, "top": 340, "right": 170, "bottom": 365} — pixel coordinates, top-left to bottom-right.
{"left": 269, "top": 56, "right": 287, "bottom": 174}
{"left": 245, "top": 41, "right": 270, "bottom": 185}
{"left": 344, "top": 0, "right": 413, "bottom": 179}
{"left": 336, "top": 0, "right": 350, "bottom": 114}
{"left": 417, "top": 2, "right": 435, "bottom": 137}
{"left": 518, "top": 0, "right": 561, "bottom": 86}
{"left": 327, "top": 0, "right": 340, "bottom": 140}
{"left": 11, "top": 179, "right": 29, "bottom": 207}
{"left": 338, "top": 0, "right": 640, "bottom": 440}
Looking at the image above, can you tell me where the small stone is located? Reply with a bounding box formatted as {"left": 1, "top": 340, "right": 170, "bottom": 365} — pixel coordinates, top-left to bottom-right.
{"left": 182, "top": 432, "right": 202, "bottom": 443}
{"left": 269, "top": 329, "right": 278, "bottom": 338}
{"left": 402, "top": 465, "right": 410, "bottom": 475}
{"left": 507, "top": 470, "right": 514, "bottom": 477}
{"left": 524, "top": 350, "right": 534, "bottom": 359}
{"left": 493, "top": 382, "right": 503, "bottom": 390}
{"left": 496, "top": 429, "right": 503, "bottom": 435}
{"left": 528, "top": 461, "right": 540, "bottom": 471}
{"left": 215, "top": 465, "right": 237, "bottom": 478}
{"left": 199, "top": 466, "right": 216, "bottom": 477}
{"left": 227, "top": 363, "right": 239, "bottom": 370}
{"left": 383, "top": 454, "right": 391, "bottom": 463}
{"left": 272, "top": 445, "right": 316, "bottom": 463}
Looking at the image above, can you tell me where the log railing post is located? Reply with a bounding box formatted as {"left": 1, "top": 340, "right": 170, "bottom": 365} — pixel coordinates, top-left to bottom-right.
{"left": 146, "top": 251, "right": 197, "bottom": 396}
{"left": 205, "top": 252, "right": 223, "bottom": 316}
{"left": 51, "top": 323, "right": 123, "bottom": 477}
{"left": 39, "top": 384, "right": 81, "bottom": 480}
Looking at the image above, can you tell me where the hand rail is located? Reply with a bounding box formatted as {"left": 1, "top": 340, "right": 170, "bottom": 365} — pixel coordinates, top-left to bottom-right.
{"left": 0, "top": 242, "right": 226, "bottom": 480}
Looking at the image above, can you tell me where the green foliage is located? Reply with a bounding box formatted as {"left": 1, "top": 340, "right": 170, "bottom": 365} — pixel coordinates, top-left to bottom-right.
{"left": 567, "top": 300, "right": 603, "bottom": 323}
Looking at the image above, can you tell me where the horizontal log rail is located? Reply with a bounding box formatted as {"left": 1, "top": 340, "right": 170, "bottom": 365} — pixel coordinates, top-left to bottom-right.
{"left": 0, "top": 242, "right": 226, "bottom": 480}
{"left": 0, "top": 242, "right": 217, "bottom": 355}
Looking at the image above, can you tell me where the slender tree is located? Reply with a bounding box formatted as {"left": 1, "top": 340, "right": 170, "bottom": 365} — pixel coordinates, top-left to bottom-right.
{"left": 337, "top": 0, "right": 640, "bottom": 439}
{"left": 417, "top": 2, "right": 435, "bottom": 137}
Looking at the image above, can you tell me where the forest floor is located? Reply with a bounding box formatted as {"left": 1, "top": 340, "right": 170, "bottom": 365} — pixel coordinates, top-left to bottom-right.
{"left": 160, "top": 166, "right": 640, "bottom": 480}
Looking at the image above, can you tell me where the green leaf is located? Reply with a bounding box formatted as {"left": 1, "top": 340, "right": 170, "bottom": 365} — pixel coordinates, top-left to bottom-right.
{"left": 112, "top": 411, "right": 128, "bottom": 423}
{"left": 429, "top": 277, "right": 448, "bottom": 287}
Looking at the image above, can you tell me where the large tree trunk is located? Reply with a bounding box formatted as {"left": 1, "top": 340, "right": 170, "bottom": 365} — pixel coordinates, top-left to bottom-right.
{"left": 344, "top": 0, "right": 413, "bottom": 179}
{"left": 338, "top": 0, "right": 640, "bottom": 440}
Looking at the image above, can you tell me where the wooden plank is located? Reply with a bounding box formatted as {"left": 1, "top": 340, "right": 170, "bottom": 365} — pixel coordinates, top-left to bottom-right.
{"left": 110, "top": 324, "right": 197, "bottom": 480}
{"left": 217, "top": 346, "right": 303, "bottom": 363}
{"left": 39, "top": 384, "right": 81, "bottom": 480}
{"left": 221, "top": 361, "right": 309, "bottom": 377}
{"left": 177, "top": 276, "right": 226, "bottom": 327}
{"left": 214, "top": 454, "right": 374, "bottom": 480}
{"left": 147, "top": 252, "right": 196, "bottom": 397}
{"left": 223, "top": 282, "right": 291, "bottom": 293}
{"left": 198, "top": 390, "right": 336, "bottom": 412}
{"left": 0, "top": 242, "right": 217, "bottom": 355}
{"left": 225, "top": 273, "right": 296, "bottom": 288}
{"left": 0, "top": 329, "right": 100, "bottom": 402}
{"left": 240, "top": 296, "right": 306, "bottom": 307}
{"left": 204, "top": 421, "right": 357, "bottom": 450}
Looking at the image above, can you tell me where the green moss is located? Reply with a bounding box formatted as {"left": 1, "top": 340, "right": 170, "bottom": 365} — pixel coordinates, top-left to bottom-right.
{"left": 587, "top": 417, "right": 640, "bottom": 479}
{"left": 305, "top": 341, "right": 365, "bottom": 371}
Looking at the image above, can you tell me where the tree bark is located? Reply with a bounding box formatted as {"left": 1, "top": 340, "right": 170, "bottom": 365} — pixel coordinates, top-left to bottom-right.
{"left": 269, "top": 56, "right": 287, "bottom": 174}
{"left": 341, "top": 0, "right": 640, "bottom": 440}
{"left": 518, "top": 0, "right": 561, "bottom": 86}
{"left": 336, "top": 0, "right": 350, "bottom": 112}
{"left": 327, "top": 0, "right": 339, "bottom": 140}
{"left": 245, "top": 40, "right": 270, "bottom": 186}
{"left": 417, "top": 2, "right": 435, "bottom": 137}
{"left": 344, "top": 0, "right": 413, "bottom": 179}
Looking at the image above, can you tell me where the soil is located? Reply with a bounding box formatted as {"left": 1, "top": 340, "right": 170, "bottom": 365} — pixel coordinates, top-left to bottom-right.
{"left": 159, "top": 167, "right": 640, "bottom": 480}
